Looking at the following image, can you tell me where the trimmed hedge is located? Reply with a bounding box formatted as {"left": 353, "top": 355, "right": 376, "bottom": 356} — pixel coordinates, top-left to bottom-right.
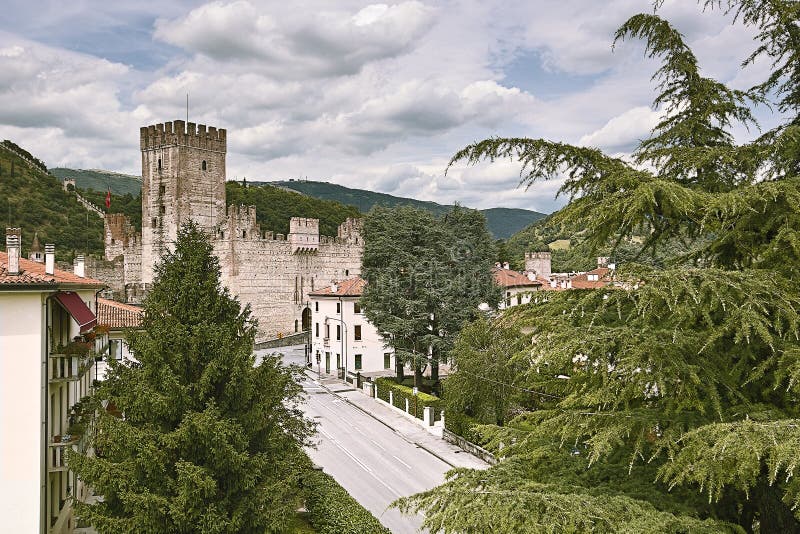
{"left": 304, "top": 469, "right": 390, "bottom": 534}
{"left": 375, "top": 377, "right": 444, "bottom": 421}
{"left": 443, "top": 410, "right": 483, "bottom": 443}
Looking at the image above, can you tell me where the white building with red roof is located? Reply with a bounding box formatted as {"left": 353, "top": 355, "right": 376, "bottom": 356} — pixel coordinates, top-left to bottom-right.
{"left": 0, "top": 228, "right": 107, "bottom": 534}
{"left": 308, "top": 277, "right": 395, "bottom": 379}
{"left": 95, "top": 297, "right": 143, "bottom": 378}
{"left": 492, "top": 263, "right": 543, "bottom": 309}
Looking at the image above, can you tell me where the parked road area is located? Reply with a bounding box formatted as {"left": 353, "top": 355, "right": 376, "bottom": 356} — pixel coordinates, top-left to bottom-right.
{"left": 256, "top": 344, "right": 484, "bottom": 533}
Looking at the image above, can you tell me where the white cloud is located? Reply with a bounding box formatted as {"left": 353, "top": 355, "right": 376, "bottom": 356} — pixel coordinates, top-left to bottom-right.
{"left": 0, "top": 0, "right": 782, "bottom": 218}
{"left": 154, "top": 1, "right": 436, "bottom": 79}
{"left": 578, "top": 106, "right": 662, "bottom": 151}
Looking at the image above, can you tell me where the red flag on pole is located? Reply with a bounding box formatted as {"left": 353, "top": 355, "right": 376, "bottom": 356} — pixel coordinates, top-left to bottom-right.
{"left": 105, "top": 188, "right": 111, "bottom": 209}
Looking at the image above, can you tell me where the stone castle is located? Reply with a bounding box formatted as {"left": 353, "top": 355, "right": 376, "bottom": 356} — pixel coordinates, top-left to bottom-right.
{"left": 100, "top": 120, "right": 363, "bottom": 340}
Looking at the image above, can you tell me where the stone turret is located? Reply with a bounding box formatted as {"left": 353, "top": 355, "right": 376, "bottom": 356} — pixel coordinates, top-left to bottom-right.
{"left": 289, "top": 217, "right": 320, "bottom": 253}
{"left": 525, "top": 251, "right": 551, "bottom": 278}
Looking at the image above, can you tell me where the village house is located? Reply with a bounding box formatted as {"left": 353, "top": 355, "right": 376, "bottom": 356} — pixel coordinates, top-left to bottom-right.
{"left": 308, "top": 277, "right": 394, "bottom": 380}
{"left": 94, "top": 297, "right": 143, "bottom": 379}
{"left": 0, "top": 228, "right": 107, "bottom": 534}
{"left": 493, "top": 262, "right": 543, "bottom": 309}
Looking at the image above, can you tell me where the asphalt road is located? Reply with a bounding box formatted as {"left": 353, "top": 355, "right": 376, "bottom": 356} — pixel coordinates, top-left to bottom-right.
{"left": 257, "top": 345, "right": 452, "bottom": 533}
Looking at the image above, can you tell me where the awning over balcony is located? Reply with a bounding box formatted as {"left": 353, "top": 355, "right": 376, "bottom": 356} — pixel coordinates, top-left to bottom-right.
{"left": 54, "top": 291, "right": 96, "bottom": 333}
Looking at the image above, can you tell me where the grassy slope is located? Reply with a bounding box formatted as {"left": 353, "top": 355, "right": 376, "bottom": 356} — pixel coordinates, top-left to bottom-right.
{"left": 0, "top": 147, "right": 104, "bottom": 260}
{"left": 50, "top": 168, "right": 142, "bottom": 196}
{"left": 269, "top": 180, "right": 546, "bottom": 239}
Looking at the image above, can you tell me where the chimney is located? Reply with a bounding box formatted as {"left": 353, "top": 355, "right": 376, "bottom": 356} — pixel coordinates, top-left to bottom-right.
{"left": 527, "top": 272, "right": 536, "bottom": 281}
{"left": 5, "top": 228, "right": 21, "bottom": 275}
{"left": 330, "top": 282, "right": 338, "bottom": 293}
{"left": 45, "top": 244, "right": 55, "bottom": 275}
{"left": 502, "top": 262, "right": 510, "bottom": 270}
{"left": 75, "top": 254, "right": 85, "bottom": 278}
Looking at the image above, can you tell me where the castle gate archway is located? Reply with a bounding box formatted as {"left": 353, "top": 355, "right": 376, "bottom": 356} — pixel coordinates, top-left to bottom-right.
{"left": 301, "top": 307, "right": 311, "bottom": 332}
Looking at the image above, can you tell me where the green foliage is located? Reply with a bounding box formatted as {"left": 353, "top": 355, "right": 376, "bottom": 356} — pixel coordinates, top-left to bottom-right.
{"left": 225, "top": 181, "right": 361, "bottom": 237}
{"left": 68, "top": 223, "right": 314, "bottom": 533}
{"left": 80, "top": 187, "right": 143, "bottom": 231}
{"left": 303, "top": 469, "right": 390, "bottom": 534}
{"left": 50, "top": 168, "right": 143, "bottom": 196}
{"left": 0, "top": 143, "right": 103, "bottom": 260}
{"left": 361, "top": 205, "right": 501, "bottom": 384}
{"left": 396, "top": 2, "right": 800, "bottom": 532}
{"left": 375, "top": 377, "right": 443, "bottom": 421}
{"left": 444, "top": 317, "right": 530, "bottom": 427}
{"left": 272, "top": 179, "right": 546, "bottom": 239}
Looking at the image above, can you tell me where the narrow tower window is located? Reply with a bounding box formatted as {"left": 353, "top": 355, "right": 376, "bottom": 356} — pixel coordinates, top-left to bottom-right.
{"left": 202, "top": 160, "right": 207, "bottom": 171}
{"left": 158, "top": 158, "right": 162, "bottom": 170}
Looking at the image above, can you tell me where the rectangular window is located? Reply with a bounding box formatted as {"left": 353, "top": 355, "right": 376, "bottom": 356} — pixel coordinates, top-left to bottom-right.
{"left": 109, "top": 339, "right": 121, "bottom": 361}
{"left": 354, "top": 302, "right": 361, "bottom": 314}
{"left": 315, "top": 302, "right": 319, "bottom": 312}
{"left": 355, "top": 354, "right": 362, "bottom": 370}
{"left": 336, "top": 302, "right": 341, "bottom": 314}
{"left": 354, "top": 325, "right": 362, "bottom": 341}
{"left": 384, "top": 353, "right": 391, "bottom": 369}
{"left": 336, "top": 353, "right": 341, "bottom": 369}
{"left": 325, "top": 324, "right": 330, "bottom": 339}
{"left": 315, "top": 323, "right": 319, "bottom": 337}
{"left": 336, "top": 325, "right": 341, "bottom": 341}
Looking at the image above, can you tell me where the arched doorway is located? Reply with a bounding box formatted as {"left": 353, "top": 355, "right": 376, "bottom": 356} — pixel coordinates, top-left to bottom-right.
{"left": 301, "top": 307, "right": 311, "bottom": 332}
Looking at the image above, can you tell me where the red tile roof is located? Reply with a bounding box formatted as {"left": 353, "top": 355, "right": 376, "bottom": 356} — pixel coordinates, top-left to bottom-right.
{"left": 0, "top": 251, "right": 105, "bottom": 287}
{"left": 570, "top": 267, "right": 612, "bottom": 289}
{"left": 493, "top": 268, "right": 542, "bottom": 288}
{"left": 97, "top": 298, "right": 143, "bottom": 329}
{"left": 309, "top": 277, "right": 366, "bottom": 297}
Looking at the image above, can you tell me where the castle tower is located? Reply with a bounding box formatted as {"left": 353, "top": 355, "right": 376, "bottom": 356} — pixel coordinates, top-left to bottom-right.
{"left": 525, "top": 251, "right": 551, "bottom": 278}
{"left": 288, "top": 217, "right": 320, "bottom": 253}
{"left": 140, "top": 120, "right": 227, "bottom": 283}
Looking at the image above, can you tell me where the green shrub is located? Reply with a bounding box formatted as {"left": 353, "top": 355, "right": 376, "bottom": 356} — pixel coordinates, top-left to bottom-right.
{"left": 443, "top": 410, "right": 483, "bottom": 441}
{"left": 375, "top": 377, "right": 444, "bottom": 421}
{"left": 304, "top": 469, "right": 389, "bottom": 534}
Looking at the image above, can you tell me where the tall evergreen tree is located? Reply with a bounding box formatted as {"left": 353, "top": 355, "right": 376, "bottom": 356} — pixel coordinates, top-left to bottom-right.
{"left": 396, "top": 1, "right": 800, "bottom": 532}
{"left": 361, "top": 205, "right": 499, "bottom": 386}
{"left": 69, "top": 222, "right": 314, "bottom": 533}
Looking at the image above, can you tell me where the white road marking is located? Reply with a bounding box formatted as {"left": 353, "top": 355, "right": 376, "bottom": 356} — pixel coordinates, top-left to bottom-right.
{"left": 392, "top": 455, "right": 412, "bottom": 470}
{"left": 368, "top": 438, "right": 386, "bottom": 451}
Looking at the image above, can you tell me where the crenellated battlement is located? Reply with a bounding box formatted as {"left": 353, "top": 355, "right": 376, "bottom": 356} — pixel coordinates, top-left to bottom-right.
{"left": 140, "top": 119, "right": 227, "bottom": 152}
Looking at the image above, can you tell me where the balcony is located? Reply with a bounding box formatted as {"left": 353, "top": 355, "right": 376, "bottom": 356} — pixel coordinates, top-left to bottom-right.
{"left": 48, "top": 430, "right": 88, "bottom": 472}
{"left": 49, "top": 342, "right": 95, "bottom": 384}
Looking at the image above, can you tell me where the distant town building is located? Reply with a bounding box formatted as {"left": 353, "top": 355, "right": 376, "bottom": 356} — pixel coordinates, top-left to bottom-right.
{"left": 308, "top": 277, "right": 394, "bottom": 379}
{"left": 1, "top": 228, "right": 107, "bottom": 534}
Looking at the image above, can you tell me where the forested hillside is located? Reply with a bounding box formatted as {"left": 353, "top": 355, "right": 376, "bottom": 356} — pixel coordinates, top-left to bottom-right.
{"left": 51, "top": 168, "right": 142, "bottom": 196}
{"left": 270, "top": 179, "right": 546, "bottom": 238}
{"left": 0, "top": 143, "right": 103, "bottom": 260}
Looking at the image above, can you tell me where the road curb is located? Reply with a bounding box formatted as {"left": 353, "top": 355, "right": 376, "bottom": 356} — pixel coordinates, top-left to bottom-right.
{"left": 304, "top": 370, "right": 458, "bottom": 469}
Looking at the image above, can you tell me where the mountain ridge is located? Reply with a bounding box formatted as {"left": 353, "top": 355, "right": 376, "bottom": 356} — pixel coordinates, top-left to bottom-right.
{"left": 266, "top": 179, "right": 547, "bottom": 239}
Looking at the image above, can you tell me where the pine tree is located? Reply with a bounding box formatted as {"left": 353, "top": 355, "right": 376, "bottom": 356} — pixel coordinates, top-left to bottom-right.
{"left": 361, "top": 205, "right": 500, "bottom": 386}
{"left": 68, "top": 222, "right": 314, "bottom": 533}
{"left": 395, "top": 1, "right": 800, "bottom": 532}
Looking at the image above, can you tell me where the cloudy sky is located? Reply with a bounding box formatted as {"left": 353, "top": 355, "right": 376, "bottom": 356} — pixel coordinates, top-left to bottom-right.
{"left": 0, "top": 1, "right": 777, "bottom": 213}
